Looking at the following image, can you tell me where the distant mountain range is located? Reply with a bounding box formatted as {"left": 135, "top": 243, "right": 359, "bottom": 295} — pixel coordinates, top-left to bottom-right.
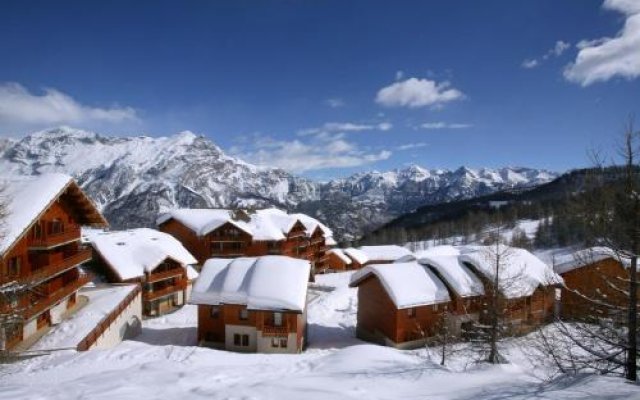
{"left": 0, "top": 127, "right": 559, "bottom": 241}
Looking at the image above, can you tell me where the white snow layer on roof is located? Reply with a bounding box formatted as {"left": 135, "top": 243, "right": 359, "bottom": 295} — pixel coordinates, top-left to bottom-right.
{"left": 417, "top": 254, "right": 485, "bottom": 298}
{"left": 344, "top": 248, "right": 369, "bottom": 264}
{"left": 359, "top": 245, "right": 414, "bottom": 262}
{"left": 350, "top": 261, "right": 450, "bottom": 309}
{"left": 414, "top": 245, "right": 461, "bottom": 257}
{"left": 190, "top": 255, "right": 310, "bottom": 312}
{"left": 328, "top": 249, "right": 352, "bottom": 264}
{"left": 88, "top": 228, "right": 198, "bottom": 281}
{"left": 157, "top": 208, "right": 334, "bottom": 242}
{"left": 458, "top": 245, "right": 562, "bottom": 299}
{"left": 0, "top": 173, "right": 72, "bottom": 255}
{"left": 554, "top": 247, "right": 635, "bottom": 274}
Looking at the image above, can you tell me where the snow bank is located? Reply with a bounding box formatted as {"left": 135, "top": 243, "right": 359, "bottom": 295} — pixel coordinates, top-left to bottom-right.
{"left": 459, "top": 245, "right": 562, "bottom": 299}
{"left": 191, "top": 255, "right": 310, "bottom": 312}
{"left": 0, "top": 173, "right": 72, "bottom": 255}
{"left": 88, "top": 228, "right": 198, "bottom": 281}
{"left": 350, "top": 261, "right": 450, "bottom": 309}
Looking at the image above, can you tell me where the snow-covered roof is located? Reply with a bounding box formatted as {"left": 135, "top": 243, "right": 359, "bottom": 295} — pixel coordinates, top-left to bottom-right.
{"left": 350, "top": 261, "right": 451, "bottom": 309}
{"left": 458, "top": 245, "right": 562, "bottom": 299}
{"left": 190, "top": 255, "right": 310, "bottom": 312}
{"left": 328, "top": 249, "right": 352, "bottom": 264}
{"left": 157, "top": 207, "right": 334, "bottom": 242}
{"left": 554, "top": 247, "right": 635, "bottom": 275}
{"left": 416, "top": 253, "right": 485, "bottom": 298}
{"left": 344, "top": 247, "right": 369, "bottom": 264}
{"left": 359, "top": 245, "right": 415, "bottom": 262}
{"left": 88, "top": 228, "right": 198, "bottom": 281}
{"left": 0, "top": 173, "right": 106, "bottom": 256}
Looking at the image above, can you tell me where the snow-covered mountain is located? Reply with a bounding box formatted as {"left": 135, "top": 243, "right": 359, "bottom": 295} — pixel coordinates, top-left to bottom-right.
{"left": 0, "top": 127, "right": 559, "bottom": 241}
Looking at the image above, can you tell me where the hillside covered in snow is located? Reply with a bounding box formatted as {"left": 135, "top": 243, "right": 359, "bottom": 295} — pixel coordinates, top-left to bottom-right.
{"left": 0, "top": 127, "right": 558, "bottom": 240}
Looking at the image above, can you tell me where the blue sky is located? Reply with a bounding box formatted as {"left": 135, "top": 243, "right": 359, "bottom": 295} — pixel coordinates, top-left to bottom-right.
{"left": 0, "top": 0, "right": 639, "bottom": 179}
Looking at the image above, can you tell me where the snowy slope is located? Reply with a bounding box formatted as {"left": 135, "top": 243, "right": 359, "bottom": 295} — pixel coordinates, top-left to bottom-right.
{"left": 0, "top": 127, "right": 558, "bottom": 240}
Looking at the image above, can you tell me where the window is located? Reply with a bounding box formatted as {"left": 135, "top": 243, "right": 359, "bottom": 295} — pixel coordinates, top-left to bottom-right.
{"left": 239, "top": 308, "right": 248, "bottom": 320}
{"left": 50, "top": 219, "right": 63, "bottom": 234}
{"left": 7, "top": 256, "right": 20, "bottom": 276}
{"left": 273, "top": 312, "right": 283, "bottom": 327}
{"left": 271, "top": 338, "right": 279, "bottom": 348}
{"left": 280, "top": 338, "right": 287, "bottom": 348}
{"left": 210, "top": 306, "right": 220, "bottom": 319}
{"left": 234, "top": 333, "right": 241, "bottom": 346}
{"left": 242, "top": 334, "right": 249, "bottom": 346}
{"left": 407, "top": 308, "right": 415, "bottom": 318}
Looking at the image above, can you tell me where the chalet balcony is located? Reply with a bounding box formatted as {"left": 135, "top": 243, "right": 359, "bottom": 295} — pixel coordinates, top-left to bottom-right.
{"left": 26, "top": 249, "right": 92, "bottom": 285}
{"left": 143, "top": 280, "right": 187, "bottom": 302}
{"left": 261, "top": 324, "right": 290, "bottom": 337}
{"left": 146, "top": 268, "right": 184, "bottom": 284}
{"left": 28, "top": 226, "right": 81, "bottom": 250}
{"left": 24, "top": 273, "right": 91, "bottom": 320}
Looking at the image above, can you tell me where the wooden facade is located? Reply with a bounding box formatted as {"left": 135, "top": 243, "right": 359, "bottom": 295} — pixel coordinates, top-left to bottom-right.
{"left": 354, "top": 275, "right": 450, "bottom": 349}
{"left": 197, "top": 304, "right": 306, "bottom": 353}
{"left": 0, "top": 180, "right": 107, "bottom": 350}
{"left": 159, "top": 216, "right": 329, "bottom": 277}
{"left": 326, "top": 251, "right": 352, "bottom": 272}
{"left": 560, "top": 257, "right": 633, "bottom": 321}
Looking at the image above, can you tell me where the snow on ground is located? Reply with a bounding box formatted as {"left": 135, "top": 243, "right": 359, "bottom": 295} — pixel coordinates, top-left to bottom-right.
{"left": 2, "top": 271, "right": 640, "bottom": 399}
{"left": 31, "top": 284, "right": 137, "bottom": 351}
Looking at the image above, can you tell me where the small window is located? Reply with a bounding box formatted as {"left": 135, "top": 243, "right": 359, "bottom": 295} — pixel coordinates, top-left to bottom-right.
{"left": 271, "top": 338, "right": 279, "bottom": 348}
{"left": 273, "top": 312, "right": 283, "bottom": 327}
{"left": 280, "top": 338, "right": 287, "bottom": 348}
{"left": 7, "top": 257, "right": 20, "bottom": 276}
{"left": 239, "top": 308, "right": 248, "bottom": 320}
{"left": 210, "top": 306, "right": 220, "bottom": 319}
{"left": 407, "top": 308, "right": 416, "bottom": 318}
{"left": 242, "top": 334, "right": 249, "bottom": 346}
{"left": 234, "top": 333, "right": 241, "bottom": 346}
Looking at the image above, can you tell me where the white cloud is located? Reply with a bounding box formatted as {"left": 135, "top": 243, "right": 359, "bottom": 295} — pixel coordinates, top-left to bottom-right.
{"left": 375, "top": 78, "right": 464, "bottom": 108}
{"left": 421, "top": 122, "right": 473, "bottom": 130}
{"left": 299, "top": 121, "right": 393, "bottom": 136}
{"left": 235, "top": 132, "right": 392, "bottom": 172}
{"left": 564, "top": 0, "right": 640, "bottom": 85}
{"left": 521, "top": 40, "right": 571, "bottom": 69}
{"left": 396, "top": 142, "right": 427, "bottom": 151}
{"left": 325, "top": 98, "right": 345, "bottom": 108}
{"left": 0, "top": 82, "right": 138, "bottom": 128}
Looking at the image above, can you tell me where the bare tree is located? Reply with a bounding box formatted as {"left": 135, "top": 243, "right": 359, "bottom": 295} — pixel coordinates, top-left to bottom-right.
{"left": 547, "top": 119, "right": 640, "bottom": 381}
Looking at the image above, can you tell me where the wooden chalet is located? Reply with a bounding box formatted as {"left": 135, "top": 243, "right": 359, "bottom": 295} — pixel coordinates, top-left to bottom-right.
{"left": 191, "top": 255, "right": 310, "bottom": 353}
{"left": 157, "top": 208, "right": 333, "bottom": 277}
{"left": 342, "top": 245, "right": 415, "bottom": 270}
{"left": 0, "top": 174, "right": 107, "bottom": 350}
{"left": 349, "top": 261, "right": 451, "bottom": 349}
{"left": 458, "top": 246, "right": 562, "bottom": 334}
{"left": 326, "top": 249, "right": 353, "bottom": 272}
{"left": 87, "top": 228, "right": 198, "bottom": 317}
{"left": 556, "top": 247, "right": 637, "bottom": 320}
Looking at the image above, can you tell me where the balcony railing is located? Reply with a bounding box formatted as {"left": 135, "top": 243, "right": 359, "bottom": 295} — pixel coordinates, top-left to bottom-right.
{"left": 146, "top": 268, "right": 184, "bottom": 283}
{"left": 143, "top": 280, "right": 187, "bottom": 302}
{"left": 24, "top": 273, "right": 91, "bottom": 320}
{"left": 25, "top": 249, "right": 92, "bottom": 285}
{"left": 28, "top": 226, "right": 81, "bottom": 249}
{"left": 262, "top": 324, "right": 290, "bottom": 337}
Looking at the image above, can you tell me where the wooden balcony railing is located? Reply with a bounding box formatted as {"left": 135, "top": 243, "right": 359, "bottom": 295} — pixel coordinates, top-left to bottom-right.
{"left": 24, "top": 273, "right": 91, "bottom": 320}
{"left": 76, "top": 285, "right": 141, "bottom": 351}
{"left": 143, "top": 280, "right": 187, "bottom": 302}
{"left": 262, "top": 324, "right": 290, "bottom": 337}
{"left": 146, "top": 268, "right": 184, "bottom": 284}
{"left": 25, "top": 249, "right": 92, "bottom": 285}
{"left": 28, "top": 226, "right": 81, "bottom": 249}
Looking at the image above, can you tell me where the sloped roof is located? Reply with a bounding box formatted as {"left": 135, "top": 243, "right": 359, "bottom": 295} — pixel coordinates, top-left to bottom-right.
{"left": 190, "top": 255, "right": 310, "bottom": 312}
{"left": 554, "top": 247, "right": 635, "bottom": 275}
{"left": 0, "top": 173, "right": 107, "bottom": 256}
{"left": 359, "top": 245, "right": 415, "bottom": 262}
{"left": 415, "top": 252, "right": 485, "bottom": 298}
{"left": 350, "top": 261, "right": 451, "bottom": 309}
{"left": 156, "top": 209, "right": 253, "bottom": 237}
{"left": 344, "top": 247, "right": 369, "bottom": 264}
{"left": 87, "top": 228, "right": 198, "bottom": 281}
{"left": 458, "top": 245, "right": 563, "bottom": 299}
{"left": 328, "top": 248, "right": 352, "bottom": 264}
